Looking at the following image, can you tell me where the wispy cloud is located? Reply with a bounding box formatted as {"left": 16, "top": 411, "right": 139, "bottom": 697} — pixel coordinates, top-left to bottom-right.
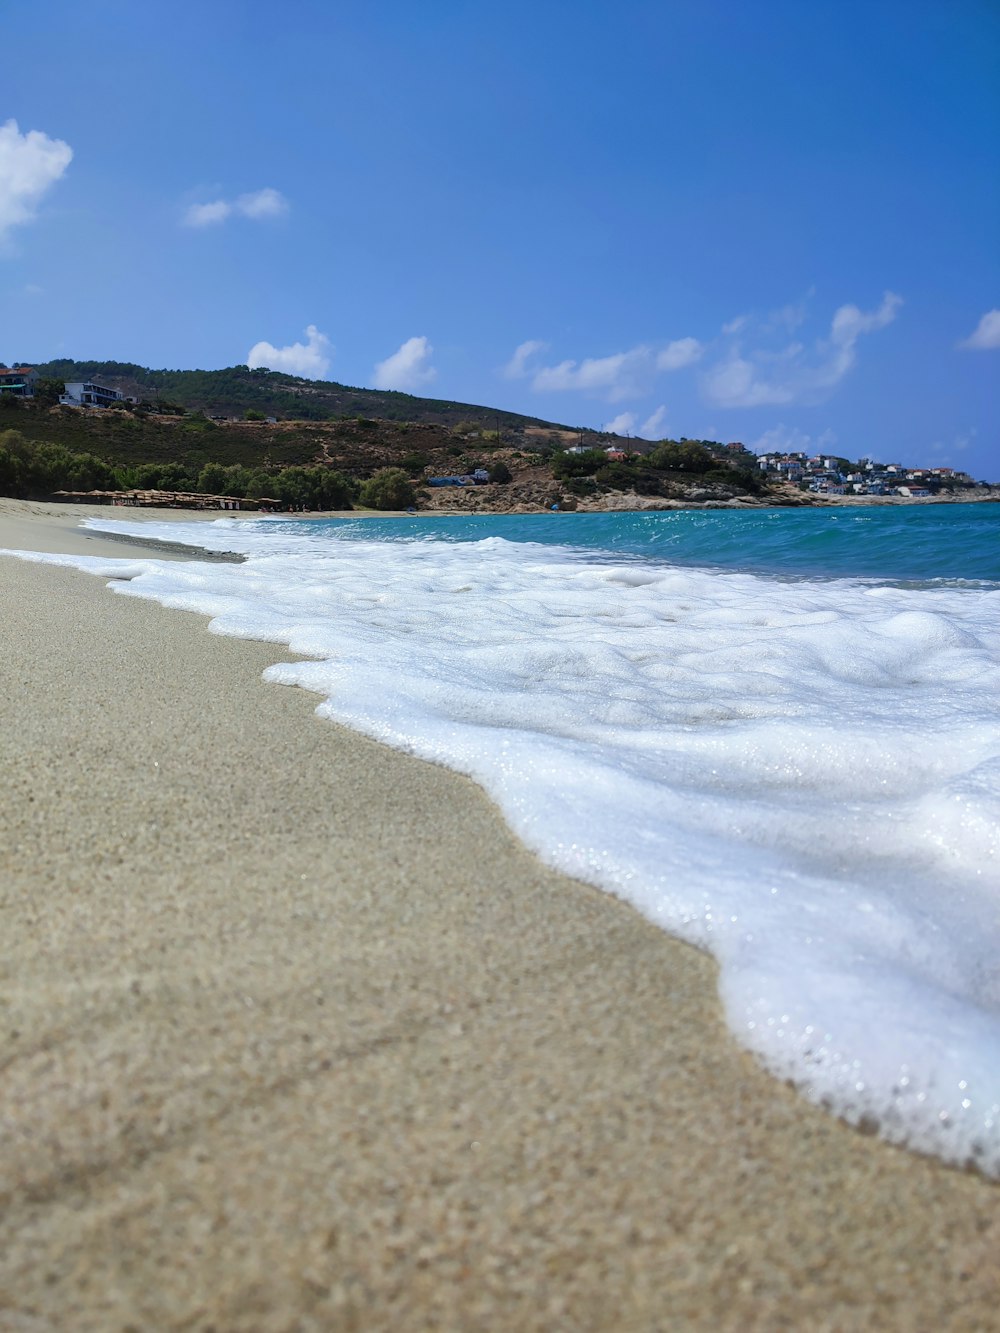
{"left": 507, "top": 334, "right": 702, "bottom": 402}
{"left": 749, "top": 424, "right": 838, "bottom": 456}
{"left": 246, "top": 324, "right": 331, "bottom": 378}
{"left": 958, "top": 309, "right": 1000, "bottom": 351}
{"left": 185, "top": 200, "right": 232, "bottom": 227}
{"left": 236, "top": 187, "right": 288, "bottom": 220}
{"left": 532, "top": 348, "right": 648, "bottom": 401}
{"left": 372, "top": 336, "right": 436, "bottom": 391}
{"left": 641, "top": 405, "right": 668, "bottom": 438}
{"left": 0, "top": 119, "right": 72, "bottom": 241}
{"left": 183, "top": 186, "right": 289, "bottom": 228}
{"left": 656, "top": 338, "right": 703, "bottom": 371}
{"left": 761, "top": 292, "right": 815, "bottom": 334}
{"left": 502, "top": 339, "right": 548, "bottom": 379}
{"left": 605, "top": 411, "right": 637, "bottom": 436}
{"left": 702, "top": 292, "right": 903, "bottom": 408}
{"left": 928, "top": 426, "right": 978, "bottom": 464}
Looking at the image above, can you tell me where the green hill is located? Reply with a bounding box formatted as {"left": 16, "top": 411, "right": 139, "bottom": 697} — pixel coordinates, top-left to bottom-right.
{"left": 32, "top": 360, "right": 562, "bottom": 431}
{"left": 2, "top": 359, "right": 777, "bottom": 512}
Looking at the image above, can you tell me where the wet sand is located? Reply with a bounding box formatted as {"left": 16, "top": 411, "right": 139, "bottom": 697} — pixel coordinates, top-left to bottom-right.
{"left": 1, "top": 500, "right": 997, "bottom": 1331}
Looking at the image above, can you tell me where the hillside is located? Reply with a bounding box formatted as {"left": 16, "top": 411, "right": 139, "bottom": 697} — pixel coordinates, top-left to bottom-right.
{"left": 32, "top": 360, "right": 563, "bottom": 431}
{"left": 1, "top": 391, "right": 596, "bottom": 485}
{"left": 2, "top": 361, "right": 791, "bottom": 512}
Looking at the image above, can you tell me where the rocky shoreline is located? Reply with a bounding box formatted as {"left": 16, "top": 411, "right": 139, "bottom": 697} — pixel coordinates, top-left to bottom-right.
{"left": 416, "top": 478, "right": 1000, "bottom": 515}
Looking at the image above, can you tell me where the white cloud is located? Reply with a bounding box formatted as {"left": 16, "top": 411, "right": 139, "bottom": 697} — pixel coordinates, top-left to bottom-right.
{"left": 703, "top": 292, "right": 902, "bottom": 408}
{"left": 372, "top": 336, "right": 436, "bottom": 391}
{"left": 763, "top": 295, "right": 813, "bottom": 333}
{"left": 702, "top": 352, "right": 796, "bottom": 408}
{"left": 532, "top": 348, "right": 646, "bottom": 400}
{"left": 184, "top": 186, "right": 288, "bottom": 228}
{"left": 722, "top": 315, "right": 747, "bottom": 335}
{"left": 524, "top": 334, "right": 704, "bottom": 402}
{"left": 656, "top": 337, "right": 703, "bottom": 371}
{"left": 236, "top": 187, "right": 288, "bottom": 220}
{"left": 749, "top": 424, "right": 838, "bottom": 456}
{"left": 605, "top": 412, "right": 637, "bottom": 436}
{"left": 0, "top": 119, "right": 72, "bottom": 240}
{"left": 184, "top": 200, "right": 232, "bottom": 227}
{"left": 959, "top": 309, "right": 1000, "bottom": 351}
{"left": 641, "top": 405, "right": 668, "bottom": 438}
{"left": 829, "top": 291, "right": 902, "bottom": 347}
{"left": 502, "top": 339, "right": 547, "bottom": 379}
{"left": 246, "top": 324, "right": 332, "bottom": 378}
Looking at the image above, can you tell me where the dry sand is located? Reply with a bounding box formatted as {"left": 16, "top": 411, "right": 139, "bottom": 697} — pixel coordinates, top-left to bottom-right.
{"left": 1, "top": 499, "right": 998, "bottom": 1331}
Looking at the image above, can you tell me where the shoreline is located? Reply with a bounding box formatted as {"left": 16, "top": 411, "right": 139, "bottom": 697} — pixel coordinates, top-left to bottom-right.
{"left": 2, "top": 500, "right": 998, "bottom": 1329}
{"left": 3, "top": 484, "right": 997, "bottom": 537}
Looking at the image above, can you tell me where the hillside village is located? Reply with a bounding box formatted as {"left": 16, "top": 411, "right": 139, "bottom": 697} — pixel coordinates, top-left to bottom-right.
{"left": 754, "top": 449, "right": 979, "bottom": 497}
{"left": 568, "top": 435, "right": 984, "bottom": 498}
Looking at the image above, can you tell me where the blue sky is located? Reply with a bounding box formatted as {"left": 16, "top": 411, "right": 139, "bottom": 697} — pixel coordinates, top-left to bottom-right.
{"left": 3, "top": 0, "right": 998, "bottom": 477}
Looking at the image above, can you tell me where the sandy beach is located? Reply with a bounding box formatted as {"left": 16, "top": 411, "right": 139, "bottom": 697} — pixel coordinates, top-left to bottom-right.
{"left": 1, "top": 499, "right": 998, "bottom": 1331}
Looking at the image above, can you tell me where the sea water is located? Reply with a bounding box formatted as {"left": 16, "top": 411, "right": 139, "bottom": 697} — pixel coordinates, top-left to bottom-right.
{"left": 6, "top": 503, "right": 1000, "bottom": 1174}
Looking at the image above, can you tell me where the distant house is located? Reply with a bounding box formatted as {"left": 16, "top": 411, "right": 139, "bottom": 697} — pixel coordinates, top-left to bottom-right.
{"left": 776, "top": 460, "right": 804, "bottom": 480}
{"left": 604, "top": 448, "right": 628, "bottom": 461}
{"left": 0, "top": 366, "right": 38, "bottom": 397}
{"left": 60, "top": 380, "right": 124, "bottom": 409}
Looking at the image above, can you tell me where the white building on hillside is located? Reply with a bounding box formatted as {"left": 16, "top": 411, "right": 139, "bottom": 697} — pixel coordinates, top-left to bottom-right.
{"left": 61, "top": 380, "right": 124, "bottom": 408}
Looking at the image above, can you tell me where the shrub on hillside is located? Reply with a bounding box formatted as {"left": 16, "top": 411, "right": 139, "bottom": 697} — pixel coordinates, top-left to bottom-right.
{"left": 181, "top": 412, "right": 217, "bottom": 433}
{"left": 551, "top": 448, "right": 608, "bottom": 479}
{"left": 594, "top": 462, "right": 635, "bottom": 489}
{"left": 702, "top": 467, "right": 763, "bottom": 495}
{"left": 400, "top": 451, "right": 429, "bottom": 475}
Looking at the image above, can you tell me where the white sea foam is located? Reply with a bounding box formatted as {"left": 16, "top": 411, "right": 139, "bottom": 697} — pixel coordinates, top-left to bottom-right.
{"left": 5, "top": 516, "right": 1000, "bottom": 1174}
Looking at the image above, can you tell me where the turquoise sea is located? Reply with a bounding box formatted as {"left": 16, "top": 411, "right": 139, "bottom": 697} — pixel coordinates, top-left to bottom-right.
{"left": 296, "top": 500, "right": 1000, "bottom": 584}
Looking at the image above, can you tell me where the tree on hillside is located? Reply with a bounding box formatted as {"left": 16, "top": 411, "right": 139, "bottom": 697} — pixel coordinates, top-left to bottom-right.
{"left": 197, "top": 462, "right": 231, "bottom": 494}
{"left": 647, "top": 441, "right": 714, "bottom": 473}
{"left": 273, "top": 466, "right": 355, "bottom": 510}
{"left": 34, "top": 378, "right": 65, "bottom": 406}
{"left": 359, "top": 467, "right": 415, "bottom": 511}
